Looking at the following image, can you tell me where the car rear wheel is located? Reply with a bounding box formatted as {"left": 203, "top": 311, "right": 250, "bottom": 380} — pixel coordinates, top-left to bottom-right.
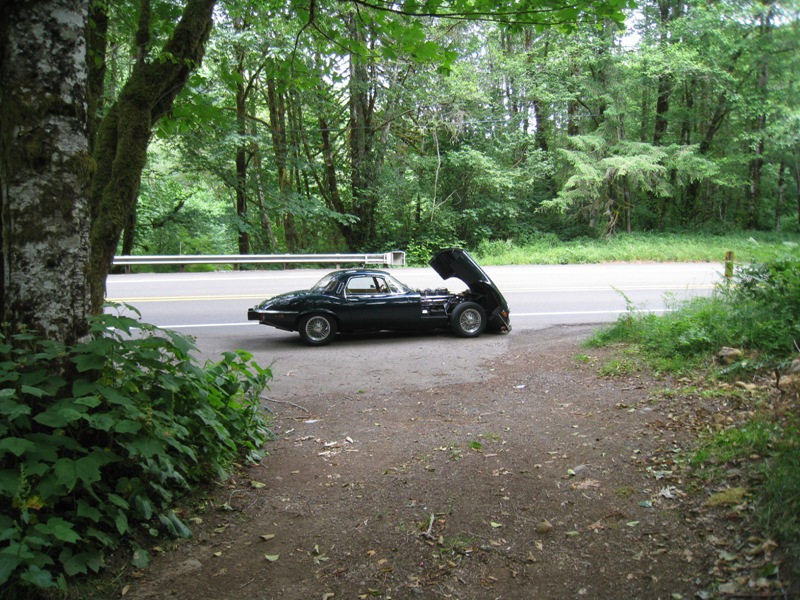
{"left": 299, "top": 313, "right": 337, "bottom": 346}
{"left": 450, "top": 302, "right": 486, "bottom": 338}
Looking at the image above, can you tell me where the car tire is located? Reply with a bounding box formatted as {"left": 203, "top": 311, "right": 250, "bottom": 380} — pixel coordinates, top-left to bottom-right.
{"left": 450, "top": 302, "right": 487, "bottom": 338}
{"left": 299, "top": 313, "right": 337, "bottom": 346}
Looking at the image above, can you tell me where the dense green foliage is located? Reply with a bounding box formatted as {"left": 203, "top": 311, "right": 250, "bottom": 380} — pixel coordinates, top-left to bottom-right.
{"left": 112, "top": 0, "right": 800, "bottom": 258}
{"left": 472, "top": 232, "right": 800, "bottom": 266}
{"left": 587, "top": 247, "right": 800, "bottom": 577}
{"left": 0, "top": 311, "right": 272, "bottom": 596}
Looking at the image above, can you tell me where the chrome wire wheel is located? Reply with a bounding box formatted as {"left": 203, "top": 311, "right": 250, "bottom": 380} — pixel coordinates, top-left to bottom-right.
{"left": 450, "top": 302, "right": 487, "bottom": 338}
{"left": 459, "top": 308, "right": 482, "bottom": 334}
{"left": 299, "top": 314, "right": 337, "bottom": 345}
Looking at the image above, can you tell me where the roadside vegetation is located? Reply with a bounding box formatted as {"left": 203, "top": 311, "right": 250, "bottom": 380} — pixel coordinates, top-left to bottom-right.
{"left": 0, "top": 310, "right": 272, "bottom": 598}
{"left": 472, "top": 231, "right": 800, "bottom": 266}
{"left": 136, "top": 230, "right": 800, "bottom": 272}
{"left": 586, "top": 245, "right": 800, "bottom": 589}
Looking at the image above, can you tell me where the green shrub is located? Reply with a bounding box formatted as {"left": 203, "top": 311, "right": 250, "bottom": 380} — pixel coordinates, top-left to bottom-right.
{"left": 589, "top": 246, "right": 800, "bottom": 369}
{"left": 720, "top": 247, "right": 800, "bottom": 359}
{"left": 0, "top": 309, "right": 272, "bottom": 596}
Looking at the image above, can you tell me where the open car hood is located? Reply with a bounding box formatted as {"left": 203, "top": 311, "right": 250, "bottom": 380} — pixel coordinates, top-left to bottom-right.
{"left": 429, "top": 248, "right": 509, "bottom": 312}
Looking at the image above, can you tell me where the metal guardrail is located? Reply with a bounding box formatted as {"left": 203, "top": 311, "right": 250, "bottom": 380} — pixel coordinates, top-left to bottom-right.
{"left": 112, "top": 251, "right": 406, "bottom": 267}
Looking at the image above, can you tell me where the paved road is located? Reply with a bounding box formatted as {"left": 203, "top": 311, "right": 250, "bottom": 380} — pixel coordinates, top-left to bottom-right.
{"left": 105, "top": 263, "right": 724, "bottom": 389}
{"left": 106, "top": 262, "right": 723, "bottom": 330}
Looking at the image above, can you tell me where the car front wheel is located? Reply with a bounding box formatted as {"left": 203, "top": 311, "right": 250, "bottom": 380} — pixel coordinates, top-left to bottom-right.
{"left": 450, "top": 302, "right": 487, "bottom": 338}
{"left": 299, "top": 313, "right": 337, "bottom": 346}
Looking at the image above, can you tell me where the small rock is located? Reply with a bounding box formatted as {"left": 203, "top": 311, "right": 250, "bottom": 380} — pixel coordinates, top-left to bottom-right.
{"left": 786, "top": 357, "right": 800, "bottom": 375}
{"left": 716, "top": 347, "right": 743, "bottom": 365}
{"left": 176, "top": 559, "right": 203, "bottom": 574}
{"left": 535, "top": 520, "right": 553, "bottom": 534}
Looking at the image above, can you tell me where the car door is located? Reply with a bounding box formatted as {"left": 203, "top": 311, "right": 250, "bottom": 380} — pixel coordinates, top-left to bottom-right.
{"left": 340, "top": 274, "right": 420, "bottom": 330}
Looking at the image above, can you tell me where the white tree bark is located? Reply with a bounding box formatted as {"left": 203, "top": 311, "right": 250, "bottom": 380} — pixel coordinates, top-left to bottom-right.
{"left": 1, "top": 0, "right": 92, "bottom": 344}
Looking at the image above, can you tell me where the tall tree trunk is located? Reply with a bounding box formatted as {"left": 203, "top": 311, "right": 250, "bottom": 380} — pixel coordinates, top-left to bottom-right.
{"left": 120, "top": 206, "right": 137, "bottom": 256}
{"left": 346, "top": 15, "right": 379, "bottom": 250}
{"left": 774, "top": 159, "right": 785, "bottom": 231}
{"left": 265, "top": 73, "right": 298, "bottom": 251}
{"left": 1, "top": 0, "right": 92, "bottom": 344}
{"left": 747, "top": 9, "right": 771, "bottom": 230}
{"left": 87, "top": 1, "right": 109, "bottom": 151}
{"left": 235, "top": 74, "right": 250, "bottom": 261}
{"left": 748, "top": 121, "right": 765, "bottom": 229}
{"left": 88, "top": 0, "right": 216, "bottom": 313}
{"left": 794, "top": 148, "right": 800, "bottom": 228}
{"left": 652, "top": 0, "right": 679, "bottom": 146}
{"left": 251, "top": 150, "right": 278, "bottom": 251}
{"left": 316, "top": 115, "right": 345, "bottom": 215}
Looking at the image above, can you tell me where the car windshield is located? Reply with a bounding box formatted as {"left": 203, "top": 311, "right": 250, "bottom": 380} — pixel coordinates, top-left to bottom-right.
{"left": 311, "top": 274, "right": 340, "bottom": 293}
{"left": 383, "top": 274, "right": 413, "bottom": 294}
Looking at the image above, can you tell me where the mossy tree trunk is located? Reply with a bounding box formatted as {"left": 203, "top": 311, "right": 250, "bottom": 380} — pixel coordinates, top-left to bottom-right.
{"left": 0, "top": 0, "right": 93, "bottom": 345}
{"left": 87, "top": 0, "right": 216, "bottom": 312}
{"left": 1, "top": 0, "right": 218, "bottom": 341}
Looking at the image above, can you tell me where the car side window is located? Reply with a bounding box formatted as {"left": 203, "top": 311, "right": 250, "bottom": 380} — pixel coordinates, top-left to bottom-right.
{"left": 346, "top": 275, "right": 392, "bottom": 296}
{"left": 346, "top": 276, "right": 377, "bottom": 295}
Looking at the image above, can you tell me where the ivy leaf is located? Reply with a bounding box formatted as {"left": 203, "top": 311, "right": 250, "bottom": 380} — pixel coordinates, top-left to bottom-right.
{"left": 76, "top": 500, "right": 102, "bottom": 523}
{"left": 122, "top": 437, "right": 166, "bottom": 459}
{"left": 0, "top": 548, "right": 21, "bottom": 585}
{"left": 0, "top": 437, "right": 36, "bottom": 457}
{"left": 33, "top": 401, "right": 86, "bottom": 428}
{"left": 19, "top": 564, "right": 56, "bottom": 588}
{"left": 106, "top": 493, "right": 130, "bottom": 510}
{"left": 114, "top": 420, "right": 142, "bottom": 434}
{"left": 54, "top": 458, "right": 80, "bottom": 492}
{"left": 134, "top": 495, "right": 154, "bottom": 520}
{"left": 21, "top": 385, "right": 47, "bottom": 398}
{"left": 35, "top": 517, "right": 81, "bottom": 543}
{"left": 73, "top": 395, "right": 102, "bottom": 408}
{"left": 158, "top": 512, "right": 192, "bottom": 538}
{"left": 115, "top": 510, "right": 129, "bottom": 535}
{"left": 131, "top": 547, "right": 150, "bottom": 569}
{"left": 72, "top": 352, "right": 107, "bottom": 373}
{"left": 61, "top": 548, "right": 105, "bottom": 576}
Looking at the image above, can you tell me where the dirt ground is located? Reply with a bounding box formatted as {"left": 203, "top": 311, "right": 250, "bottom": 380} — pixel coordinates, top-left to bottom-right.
{"left": 118, "top": 325, "right": 793, "bottom": 600}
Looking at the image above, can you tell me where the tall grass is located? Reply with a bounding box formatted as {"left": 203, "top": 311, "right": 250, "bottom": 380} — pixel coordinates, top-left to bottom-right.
{"left": 474, "top": 231, "right": 800, "bottom": 265}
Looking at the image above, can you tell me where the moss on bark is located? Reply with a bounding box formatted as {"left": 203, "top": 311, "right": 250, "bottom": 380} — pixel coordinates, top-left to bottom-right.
{"left": 87, "top": 0, "right": 216, "bottom": 312}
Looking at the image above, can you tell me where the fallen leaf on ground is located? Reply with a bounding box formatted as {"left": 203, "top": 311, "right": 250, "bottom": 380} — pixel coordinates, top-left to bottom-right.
{"left": 704, "top": 487, "right": 748, "bottom": 508}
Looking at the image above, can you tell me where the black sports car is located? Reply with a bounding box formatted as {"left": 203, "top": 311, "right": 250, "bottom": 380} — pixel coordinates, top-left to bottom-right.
{"left": 247, "top": 248, "right": 511, "bottom": 345}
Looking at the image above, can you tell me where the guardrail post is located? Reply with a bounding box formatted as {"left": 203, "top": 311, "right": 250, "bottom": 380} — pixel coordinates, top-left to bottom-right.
{"left": 724, "top": 251, "right": 734, "bottom": 279}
